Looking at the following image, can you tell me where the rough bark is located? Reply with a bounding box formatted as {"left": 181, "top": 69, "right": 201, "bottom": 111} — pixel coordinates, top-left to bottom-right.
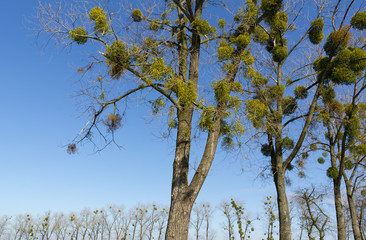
{"left": 274, "top": 166, "right": 292, "bottom": 240}
{"left": 345, "top": 178, "right": 363, "bottom": 240}
{"left": 334, "top": 179, "right": 347, "bottom": 240}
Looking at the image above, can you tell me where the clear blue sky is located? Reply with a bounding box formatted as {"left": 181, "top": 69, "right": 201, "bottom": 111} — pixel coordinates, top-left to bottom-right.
{"left": 0, "top": 0, "right": 335, "bottom": 238}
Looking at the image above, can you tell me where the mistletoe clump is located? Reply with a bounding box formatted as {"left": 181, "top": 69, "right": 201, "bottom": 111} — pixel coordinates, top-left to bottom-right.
{"left": 261, "top": 0, "right": 283, "bottom": 21}
{"left": 149, "top": 19, "right": 161, "bottom": 31}
{"left": 132, "top": 9, "right": 143, "bottom": 22}
{"left": 308, "top": 18, "right": 324, "bottom": 44}
{"left": 323, "top": 27, "right": 351, "bottom": 56}
{"left": 105, "top": 41, "right": 130, "bottom": 79}
{"left": 294, "top": 86, "right": 308, "bottom": 99}
{"left": 317, "top": 157, "right": 325, "bottom": 164}
{"left": 253, "top": 26, "right": 269, "bottom": 44}
{"left": 261, "top": 144, "right": 272, "bottom": 157}
{"left": 89, "top": 7, "right": 109, "bottom": 34}
{"left": 231, "top": 33, "right": 251, "bottom": 48}
{"left": 313, "top": 56, "right": 330, "bottom": 72}
{"left": 270, "top": 11, "right": 288, "bottom": 33}
{"left": 199, "top": 106, "right": 215, "bottom": 131}
{"left": 104, "top": 113, "right": 122, "bottom": 132}
{"left": 240, "top": 51, "right": 255, "bottom": 65}
{"left": 351, "top": 12, "right": 366, "bottom": 30}
{"left": 69, "top": 27, "right": 88, "bottom": 44}
{"left": 272, "top": 45, "right": 287, "bottom": 62}
{"left": 167, "top": 78, "right": 197, "bottom": 106}
{"left": 282, "top": 137, "right": 294, "bottom": 150}
{"left": 217, "top": 41, "right": 235, "bottom": 61}
{"left": 329, "top": 48, "right": 366, "bottom": 85}
{"left": 245, "top": 99, "right": 268, "bottom": 128}
{"left": 344, "top": 160, "right": 354, "bottom": 170}
{"left": 282, "top": 96, "right": 297, "bottom": 115}
{"left": 327, "top": 167, "right": 339, "bottom": 179}
{"left": 192, "top": 19, "right": 216, "bottom": 36}
{"left": 320, "top": 86, "right": 336, "bottom": 104}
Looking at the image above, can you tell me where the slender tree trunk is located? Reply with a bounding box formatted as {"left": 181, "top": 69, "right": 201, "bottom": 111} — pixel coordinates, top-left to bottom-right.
{"left": 334, "top": 179, "right": 347, "bottom": 240}
{"left": 345, "top": 182, "right": 362, "bottom": 240}
{"left": 274, "top": 167, "right": 292, "bottom": 240}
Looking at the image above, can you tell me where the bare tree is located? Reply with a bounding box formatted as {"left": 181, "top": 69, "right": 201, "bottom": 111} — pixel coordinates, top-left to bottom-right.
{"left": 295, "top": 186, "right": 330, "bottom": 240}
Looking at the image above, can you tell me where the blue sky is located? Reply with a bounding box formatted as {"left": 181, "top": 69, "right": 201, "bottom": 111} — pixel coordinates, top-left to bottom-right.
{"left": 0, "top": 0, "right": 337, "bottom": 238}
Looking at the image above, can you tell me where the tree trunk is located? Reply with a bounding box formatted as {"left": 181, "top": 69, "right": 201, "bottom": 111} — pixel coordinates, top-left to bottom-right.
{"left": 345, "top": 183, "right": 362, "bottom": 240}
{"left": 334, "top": 179, "right": 347, "bottom": 240}
{"left": 274, "top": 167, "right": 292, "bottom": 240}
{"left": 165, "top": 107, "right": 193, "bottom": 240}
{"left": 165, "top": 197, "right": 193, "bottom": 240}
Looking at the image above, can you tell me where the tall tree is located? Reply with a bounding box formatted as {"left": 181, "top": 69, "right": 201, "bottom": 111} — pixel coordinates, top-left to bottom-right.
{"left": 244, "top": 1, "right": 366, "bottom": 239}
{"left": 35, "top": 0, "right": 269, "bottom": 239}
{"left": 308, "top": 7, "right": 366, "bottom": 240}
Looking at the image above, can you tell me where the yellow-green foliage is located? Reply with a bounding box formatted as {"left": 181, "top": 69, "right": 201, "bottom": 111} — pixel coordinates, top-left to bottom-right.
{"left": 326, "top": 166, "right": 338, "bottom": 179}
{"left": 344, "top": 160, "right": 354, "bottom": 170}
{"left": 242, "top": 0, "right": 258, "bottom": 27}
{"left": 145, "top": 58, "right": 173, "bottom": 81}
{"left": 345, "top": 116, "right": 360, "bottom": 141}
{"left": 192, "top": 19, "right": 216, "bottom": 36}
{"left": 345, "top": 103, "right": 358, "bottom": 116}
{"left": 167, "top": 78, "right": 197, "bottom": 105}
{"left": 150, "top": 97, "right": 166, "bottom": 114}
{"left": 331, "top": 67, "right": 357, "bottom": 85}
{"left": 217, "top": 41, "right": 235, "bottom": 61}
{"left": 308, "top": 18, "right": 324, "bottom": 44}
{"left": 253, "top": 26, "right": 269, "bottom": 44}
{"left": 294, "top": 86, "right": 308, "bottom": 99}
{"left": 362, "top": 190, "right": 366, "bottom": 196}
{"left": 213, "top": 80, "right": 231, "bottom": 102}
{"left": 199, "top": 106, "right": 215, "bottom": 131}
{"left": 168, "top": 107, "right": 177, "bottom": 129}
{"left": 105, "top": 41, "right": 130, "bottom": 79}
{"left": 329, "top": 100, "right": 344, "bottom": 116}
{"left": 218, "top": 19, "right": 226, "bottom": 29}
{"left": 317, "top": 157, "right": 325, "bottom": 164}
{"left": 132, "top": 9, "right": 143, "bottom": 22}
{"left": 89, "top": 7, "right": 109, "bottom": 34}
{"left": 351, "top": 12, "right": 366, "bottom": 30}
{"left": 270, "top": 11, "right": 288, "bottom": 33}
{"left": 69, "top": 27, "right": 88, "bottom": 44}
{"left": 234, "top": 7, "right": 245, "bottom": 22}
{"left": 261, "top": 0, "right": 283, "bottom": 21}
{"left": 320, "top": 86, "right": 335, "bottom": 104}
{"left": 358, "top": 102, "right": 366, "bottom": 118}
{"left": 231, "top": 33, "right": 251, "bottom": 48}
{"left": 268, "top": 85, "right": 285, "bottom": 98}
{"left": 329, "top": 48, "right": 366, "bottom": 85}
{"left": 104, "top": 113, "right": 122, "bottom": 131}
{"left": 212, "top": 81, "right": 242, "bottom": 108}
{"left": 149, "top": 19, "right": 161, "bottom": 31}
{"left": 310, "top": 143, "right": 317, "bottom": 151}
{"left": 272, "top": 45, "right": 287, "bottom": 62}
{"left": 240, "top": 51, "right": 255, "bottom": 65}
{"left": 249, "top": 68, "right": 268, "bottom": 88}
{"left": 318, "top": 111, "right": 330, "bottom": 123}
{"left": 245, "top": 99, "right": 268, "bottom": 128}
{"left": 282, "top": 137, "right": 294, "bottom": 150}
{"left": 313, "top": 56, "right": 330, "bottom": 72}
{"left": 349, "top": 48, "right": 366, "bottom": 72}
{"left": 282, "top": 96, "right": 297, "bottom": 115}
{"left": 324, "top": 27, "right": 351, "bottom": 56}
